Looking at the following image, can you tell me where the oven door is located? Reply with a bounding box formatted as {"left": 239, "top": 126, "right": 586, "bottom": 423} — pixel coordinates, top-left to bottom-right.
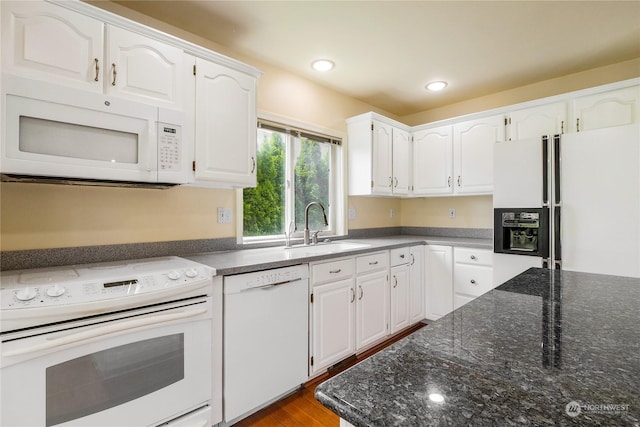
{"left": 1, "top": 298, "right": 212, "bottom": 427}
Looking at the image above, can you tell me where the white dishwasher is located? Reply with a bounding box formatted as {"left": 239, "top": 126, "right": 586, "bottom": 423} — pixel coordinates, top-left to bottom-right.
{"left": 223, "top": 264, "right": 309, "bottom": 424}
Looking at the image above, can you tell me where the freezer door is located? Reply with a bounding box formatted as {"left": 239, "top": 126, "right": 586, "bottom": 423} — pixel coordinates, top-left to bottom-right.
{"left": 493, "top": 137, "right": 547, "bottom": 209}
{"left": 560, "top": 124, "right": 640, "bottom": 278}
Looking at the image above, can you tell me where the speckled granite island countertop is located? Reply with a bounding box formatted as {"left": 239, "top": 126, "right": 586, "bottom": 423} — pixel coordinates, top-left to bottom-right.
{"left": 315, "top": 268, "right": 640, "bottom": 426}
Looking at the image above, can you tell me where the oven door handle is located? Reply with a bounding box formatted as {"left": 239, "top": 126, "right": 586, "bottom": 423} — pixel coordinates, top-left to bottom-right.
{"left": 3, "top": 308, "right": 207, "bottom": 358}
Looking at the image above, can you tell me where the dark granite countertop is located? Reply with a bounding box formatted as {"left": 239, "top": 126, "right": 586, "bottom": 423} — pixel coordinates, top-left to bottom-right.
{"left": 315, "top": 268, "right": 640, "bottom": 426}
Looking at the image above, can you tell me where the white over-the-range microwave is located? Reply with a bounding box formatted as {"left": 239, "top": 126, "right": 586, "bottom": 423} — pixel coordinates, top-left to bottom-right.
{"left": 1, "top": 74, "right": 191, "bottom": 187}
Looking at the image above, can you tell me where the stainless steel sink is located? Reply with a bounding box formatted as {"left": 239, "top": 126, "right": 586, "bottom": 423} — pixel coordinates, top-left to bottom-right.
{"left": 283, "top": 241, "right": 370, "bottom": 256}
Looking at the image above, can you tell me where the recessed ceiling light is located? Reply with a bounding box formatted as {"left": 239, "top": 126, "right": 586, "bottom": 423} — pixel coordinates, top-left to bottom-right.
{"left": 311, "top": 59, "right": 335, "bottom": 72}
{"left": 426, "top": 81, "right": 448, "bottom": 91}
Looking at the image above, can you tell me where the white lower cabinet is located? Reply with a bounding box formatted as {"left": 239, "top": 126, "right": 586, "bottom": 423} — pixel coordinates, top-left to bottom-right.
{"left": 453, "top": 247, "right": 494, "bottom": 309}
{"left": 424, "top": 245, "right": 454, "bottom": 321}
{"left": 409, "top": 245, "right": 425, "bottom": 323}
{"left": 389, "top": 247, "right": 410, "bottom": 334}
{"left": 355, "top": 251, "right": 390, "bottom": 351}
{"left": 309, "top": 257, "right": 356, "bottom": 376}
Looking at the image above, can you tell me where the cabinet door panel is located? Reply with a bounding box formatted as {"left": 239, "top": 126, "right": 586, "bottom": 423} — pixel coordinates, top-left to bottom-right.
{"left": 1, "top": 1, "right": 103, "bottom": 91}
{"left": 572, "top": 86, "right": 639, "bottom": 132}
{"left": 412, "top": 126, "right": 453, "bottom": 195}
{"left": 356, "top": 270, "right": 389, "bottom": 351}
{"left": 106, "top": 26, "right": 185, "bottom": 108}
{"left": 409, "top": 246, "right": 425, "bottom": 324}
{"left": 194, "top": 58, "right": 257, "bottom": 187}
{"left": 425, "top": 245, "right": 453, "bottom": 321}
{"left": 311, "top": 278, "right": 355, "bottom": 375}
{"left": 371, "top": 120, "right": 393, "bottom": 194}
{"left": 390, "top": 265, "right": 410, "bottom": 334}
{"left": 392, "top": 127, "right": 410, "bottom": 194}
{"left": 509, "top": 102, "right": 567, "bottom": 141}
{"left": 453, "top": 115, "right": 504, "bottom": 194}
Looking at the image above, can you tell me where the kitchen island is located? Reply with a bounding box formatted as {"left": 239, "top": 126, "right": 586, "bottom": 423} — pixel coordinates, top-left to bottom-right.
{"left": 315, "top": 268, "right": 640, "bottom": 426}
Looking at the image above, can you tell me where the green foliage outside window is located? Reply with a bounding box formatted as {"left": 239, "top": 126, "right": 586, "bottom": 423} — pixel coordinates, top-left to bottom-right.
{"left": 243, "top": 130, "right": 330, "bottom": 238}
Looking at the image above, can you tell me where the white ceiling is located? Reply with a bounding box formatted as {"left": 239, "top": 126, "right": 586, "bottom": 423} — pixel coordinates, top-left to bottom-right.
{"left": 111, "top": 1, "right": 640, "bottom": 116}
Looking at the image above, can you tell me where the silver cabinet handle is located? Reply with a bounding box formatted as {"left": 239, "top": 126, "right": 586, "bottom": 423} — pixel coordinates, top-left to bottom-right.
{"left": 470, "top": 255, "right": 477, "bottom": 260}
{"left": 576, "top": 118, "right": 580, "bottom": 132}
{"left": 94, "top": 58, "right": 100, "bottom": 82}
{"left": 369, "top": 261, "right": 378, "bottom": 265}
{"left": 329, "top": 269, "right": 342, "bottom": 274}
{"left": 448, "top": 176, "right": 452, "bottom": 187}
{"left": 250, "top": 156, "right": 256, "bottom": 173}
{"left": 111, "top": 63, "right": 117, "bottom": 86}
{"left": 350, "top": 287, "right": 355, "bottom": 303}
{"left": 410, "top": 253, "right": 415, "bottom": 266}
{"left": 470, "top": 279, "right": 477, "bottom": 285}
{"left": 393, "top": 276, "right": 398, "bottom": 288}
{"left": 400, "top": 254, "right": 405, "bottom": 259}
{"left": 394, "top": 177, "right": 398, "bottom": 188}
{"left": 359, "top": 285, "right": 363, "bottom": 300}
{"left": 457, "top": 176, "right": 461, "bottom": 187}
{"left": 389, "top": 176, "right": 393, "bottom": 187}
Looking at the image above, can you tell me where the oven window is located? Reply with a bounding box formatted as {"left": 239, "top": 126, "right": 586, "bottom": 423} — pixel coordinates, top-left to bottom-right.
{"left": 46, "top": 334, "right": 184, "bottom": 427}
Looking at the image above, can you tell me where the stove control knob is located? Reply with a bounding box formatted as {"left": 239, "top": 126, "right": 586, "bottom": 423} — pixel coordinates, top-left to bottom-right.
{"left": 46, "top": 284, "right": 66, "bottom": 297}
{"left": 16, "top": 287, "right": 37, "bottom": 301}
{"left": 168, "top": 270, "right": 181, "bottom": 280}
{"left": 185, "top": 268, "right": 198, "bottom": 278}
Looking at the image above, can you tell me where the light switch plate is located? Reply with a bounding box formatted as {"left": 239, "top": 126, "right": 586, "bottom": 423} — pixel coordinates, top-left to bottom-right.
{"left": 348, "top": 208, "right": 357, "bottom": 220}
{"left": 217, "top": 207, "right": 233, "bottom": 224}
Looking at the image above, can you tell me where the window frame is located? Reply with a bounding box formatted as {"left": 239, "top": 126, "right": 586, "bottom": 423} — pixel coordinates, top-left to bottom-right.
{"left": 237, "top": 112, "right": 347, "bottom": 245}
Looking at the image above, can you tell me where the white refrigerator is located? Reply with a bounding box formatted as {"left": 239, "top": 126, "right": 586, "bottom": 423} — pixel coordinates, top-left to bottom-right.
{"left": 493, "top": 124, "right": 640, "bottom": 285}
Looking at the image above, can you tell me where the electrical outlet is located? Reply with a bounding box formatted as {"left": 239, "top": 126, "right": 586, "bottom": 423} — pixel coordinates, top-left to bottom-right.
{"left": 390, "top": 208, "right": 395, "bottom": 219}
{"left": 449, "top": 208, "right": 456, "bottom": 219}
{"left": 348, "top": 208, "right": 357, "bottom": 220}
{"left": 217, "top": 207, "right": 233, "bottom": 224}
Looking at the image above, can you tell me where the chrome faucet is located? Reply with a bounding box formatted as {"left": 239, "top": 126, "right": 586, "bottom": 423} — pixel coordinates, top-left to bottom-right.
{"left": 304, "top": 202, "right": 328, "bottom": 245}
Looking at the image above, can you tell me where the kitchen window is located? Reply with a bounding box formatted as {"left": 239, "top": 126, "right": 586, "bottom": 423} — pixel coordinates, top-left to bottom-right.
{"left": 241, "top": 118, "right": 345, "bottom": 243}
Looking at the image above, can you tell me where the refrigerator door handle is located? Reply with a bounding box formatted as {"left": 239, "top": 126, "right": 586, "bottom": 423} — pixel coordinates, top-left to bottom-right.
{"left": 542, "top": 135, "right": 549, "bottom": 206}
{"left": 554, "top": 206, "right": 562, "bottom": 269}
{"left": 554, "top": 134, "right": 561, "bottom": 205}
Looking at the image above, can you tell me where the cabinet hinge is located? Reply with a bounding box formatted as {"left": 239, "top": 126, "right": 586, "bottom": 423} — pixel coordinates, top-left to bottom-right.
{"left": 371, "top": 180, "right": 374, "bottom": 188}
{"left": 310, "top": 293, "right": 314, "bottom": 304}
{"left": 193, "top": 64, "right": 196, "bottom": 76}
{"left": 192, "top": 161, "right": 196, "bottom": 172}
{"left": 310, "top": 356, "right": 314, "bottom": 366}
{"left": 371, "top": 123, "right": 374, "bottom": 131}
{"left": 504, "top": 117, "right": 509, "bottom": 126}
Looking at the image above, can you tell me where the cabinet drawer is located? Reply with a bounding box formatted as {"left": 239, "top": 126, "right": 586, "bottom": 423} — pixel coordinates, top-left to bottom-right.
{"left": 454, "top": 247, "right": 493, "bottom": 267}
{"left": 356, "top": 251, "right": 389, "bottom": 274}
{"left": 454, "top": 264, "right": 493, "bottom": 297}
{"left": 389, "top": 247, "right": 410, "bottom": 267}
{"left": 311, "top": 257, "right": 355, "bottom": 285}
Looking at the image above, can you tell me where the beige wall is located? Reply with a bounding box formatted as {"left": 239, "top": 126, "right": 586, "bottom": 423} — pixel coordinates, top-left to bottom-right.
{"left": 1, "top": 2, "right": 639, "bottom": 251}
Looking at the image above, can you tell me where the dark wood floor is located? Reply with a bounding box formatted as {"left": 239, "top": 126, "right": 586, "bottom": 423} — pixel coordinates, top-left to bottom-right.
{"left": 233, "top": 322, "right": 426, "bottom": 427}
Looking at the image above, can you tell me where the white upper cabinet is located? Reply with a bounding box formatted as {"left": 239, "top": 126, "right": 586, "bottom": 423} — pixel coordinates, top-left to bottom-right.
{"left": 1, "top": 1, "right": 186, "bottom": 109}
{"left": 347, "top": 113, "right": 411, "bottom": 196}
{"left": 412, "top": 125, "right": 454, "bottom": 195}
{"left": 1, "top": 1, "right": 104, "bottom": 92}
{"left": 507, "top": 102, "right": 567, "bottom": 140}
{"left": 392, "top": 127, "right": 411, "bottom": 195}
{"left": 571, "top": 86, "right": 640, "bottom": 132}
{"left": 105, "top": 26, "right": 186, "bottom": 109}
{"left": 192, "top": 57, "right": 258, "bottom": 188}
{"left": 453, "top": 114, "right": 505, "bottom": 195}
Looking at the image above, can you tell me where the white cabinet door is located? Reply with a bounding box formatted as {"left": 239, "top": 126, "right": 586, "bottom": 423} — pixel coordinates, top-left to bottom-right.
{"left": 453, "top": 114, "right": 505, "bottom": 194}
{"left": 409, "top": 245, "right": 425, "bottom": 324}
{"left": 392, "top": 127, "right": 411, "bottom": 195}
{"left": 1, "top": 1, "right": 104, "bottom": 92}
{"left": 390, "top": 264, "right": 410, "bottom": 334}
{"left": 355, "top": 269, "right": 389, "bottom": 351}
{"left": 371, "top": 120, "right": 393, "bottom": 195}
{"left": 453, "top": 247, "right": 494, "bottom": 309}
{"left": 310, "top": 278, "right": 356, "bottom": 375}
{"left": 412, "top": 125, "right": 453, "bottom": 195}
{"left": 105, "top": 25, "right": 186, "bottom": 109}
{"left": 424, "top": 245, "right": 453, "bottom": 321}
{"left": 571, "top": 86, "right": 640, "bottom": 132}
{"left": 508, "top": 102, "right": 567, "bottom": 140}
{"left": 194, "top": 58, "right": 257, "bottom": 187}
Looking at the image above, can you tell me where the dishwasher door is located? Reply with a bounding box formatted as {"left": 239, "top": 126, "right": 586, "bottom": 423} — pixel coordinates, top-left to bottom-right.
{"left": 223, "top": 264, "right": 309, "bottom": 423}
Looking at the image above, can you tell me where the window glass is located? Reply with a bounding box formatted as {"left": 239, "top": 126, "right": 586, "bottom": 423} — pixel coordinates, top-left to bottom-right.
{"left": 243, "top": 121, "right": 342, "bottom": 241}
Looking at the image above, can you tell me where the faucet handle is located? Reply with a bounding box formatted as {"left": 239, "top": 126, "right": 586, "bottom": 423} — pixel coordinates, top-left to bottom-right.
{"left": 311, "top": 230, "right": 320, "bottom": 244}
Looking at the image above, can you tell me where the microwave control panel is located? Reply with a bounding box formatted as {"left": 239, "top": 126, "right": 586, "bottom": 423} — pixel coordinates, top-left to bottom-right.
{"left": 158, "top": 123, "right": 182, "bottom": 171}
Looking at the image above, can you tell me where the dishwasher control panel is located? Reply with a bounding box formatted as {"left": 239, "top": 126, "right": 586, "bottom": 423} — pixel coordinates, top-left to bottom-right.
{"left": 224, "top": 264, "right": 309, "bottom": 294}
